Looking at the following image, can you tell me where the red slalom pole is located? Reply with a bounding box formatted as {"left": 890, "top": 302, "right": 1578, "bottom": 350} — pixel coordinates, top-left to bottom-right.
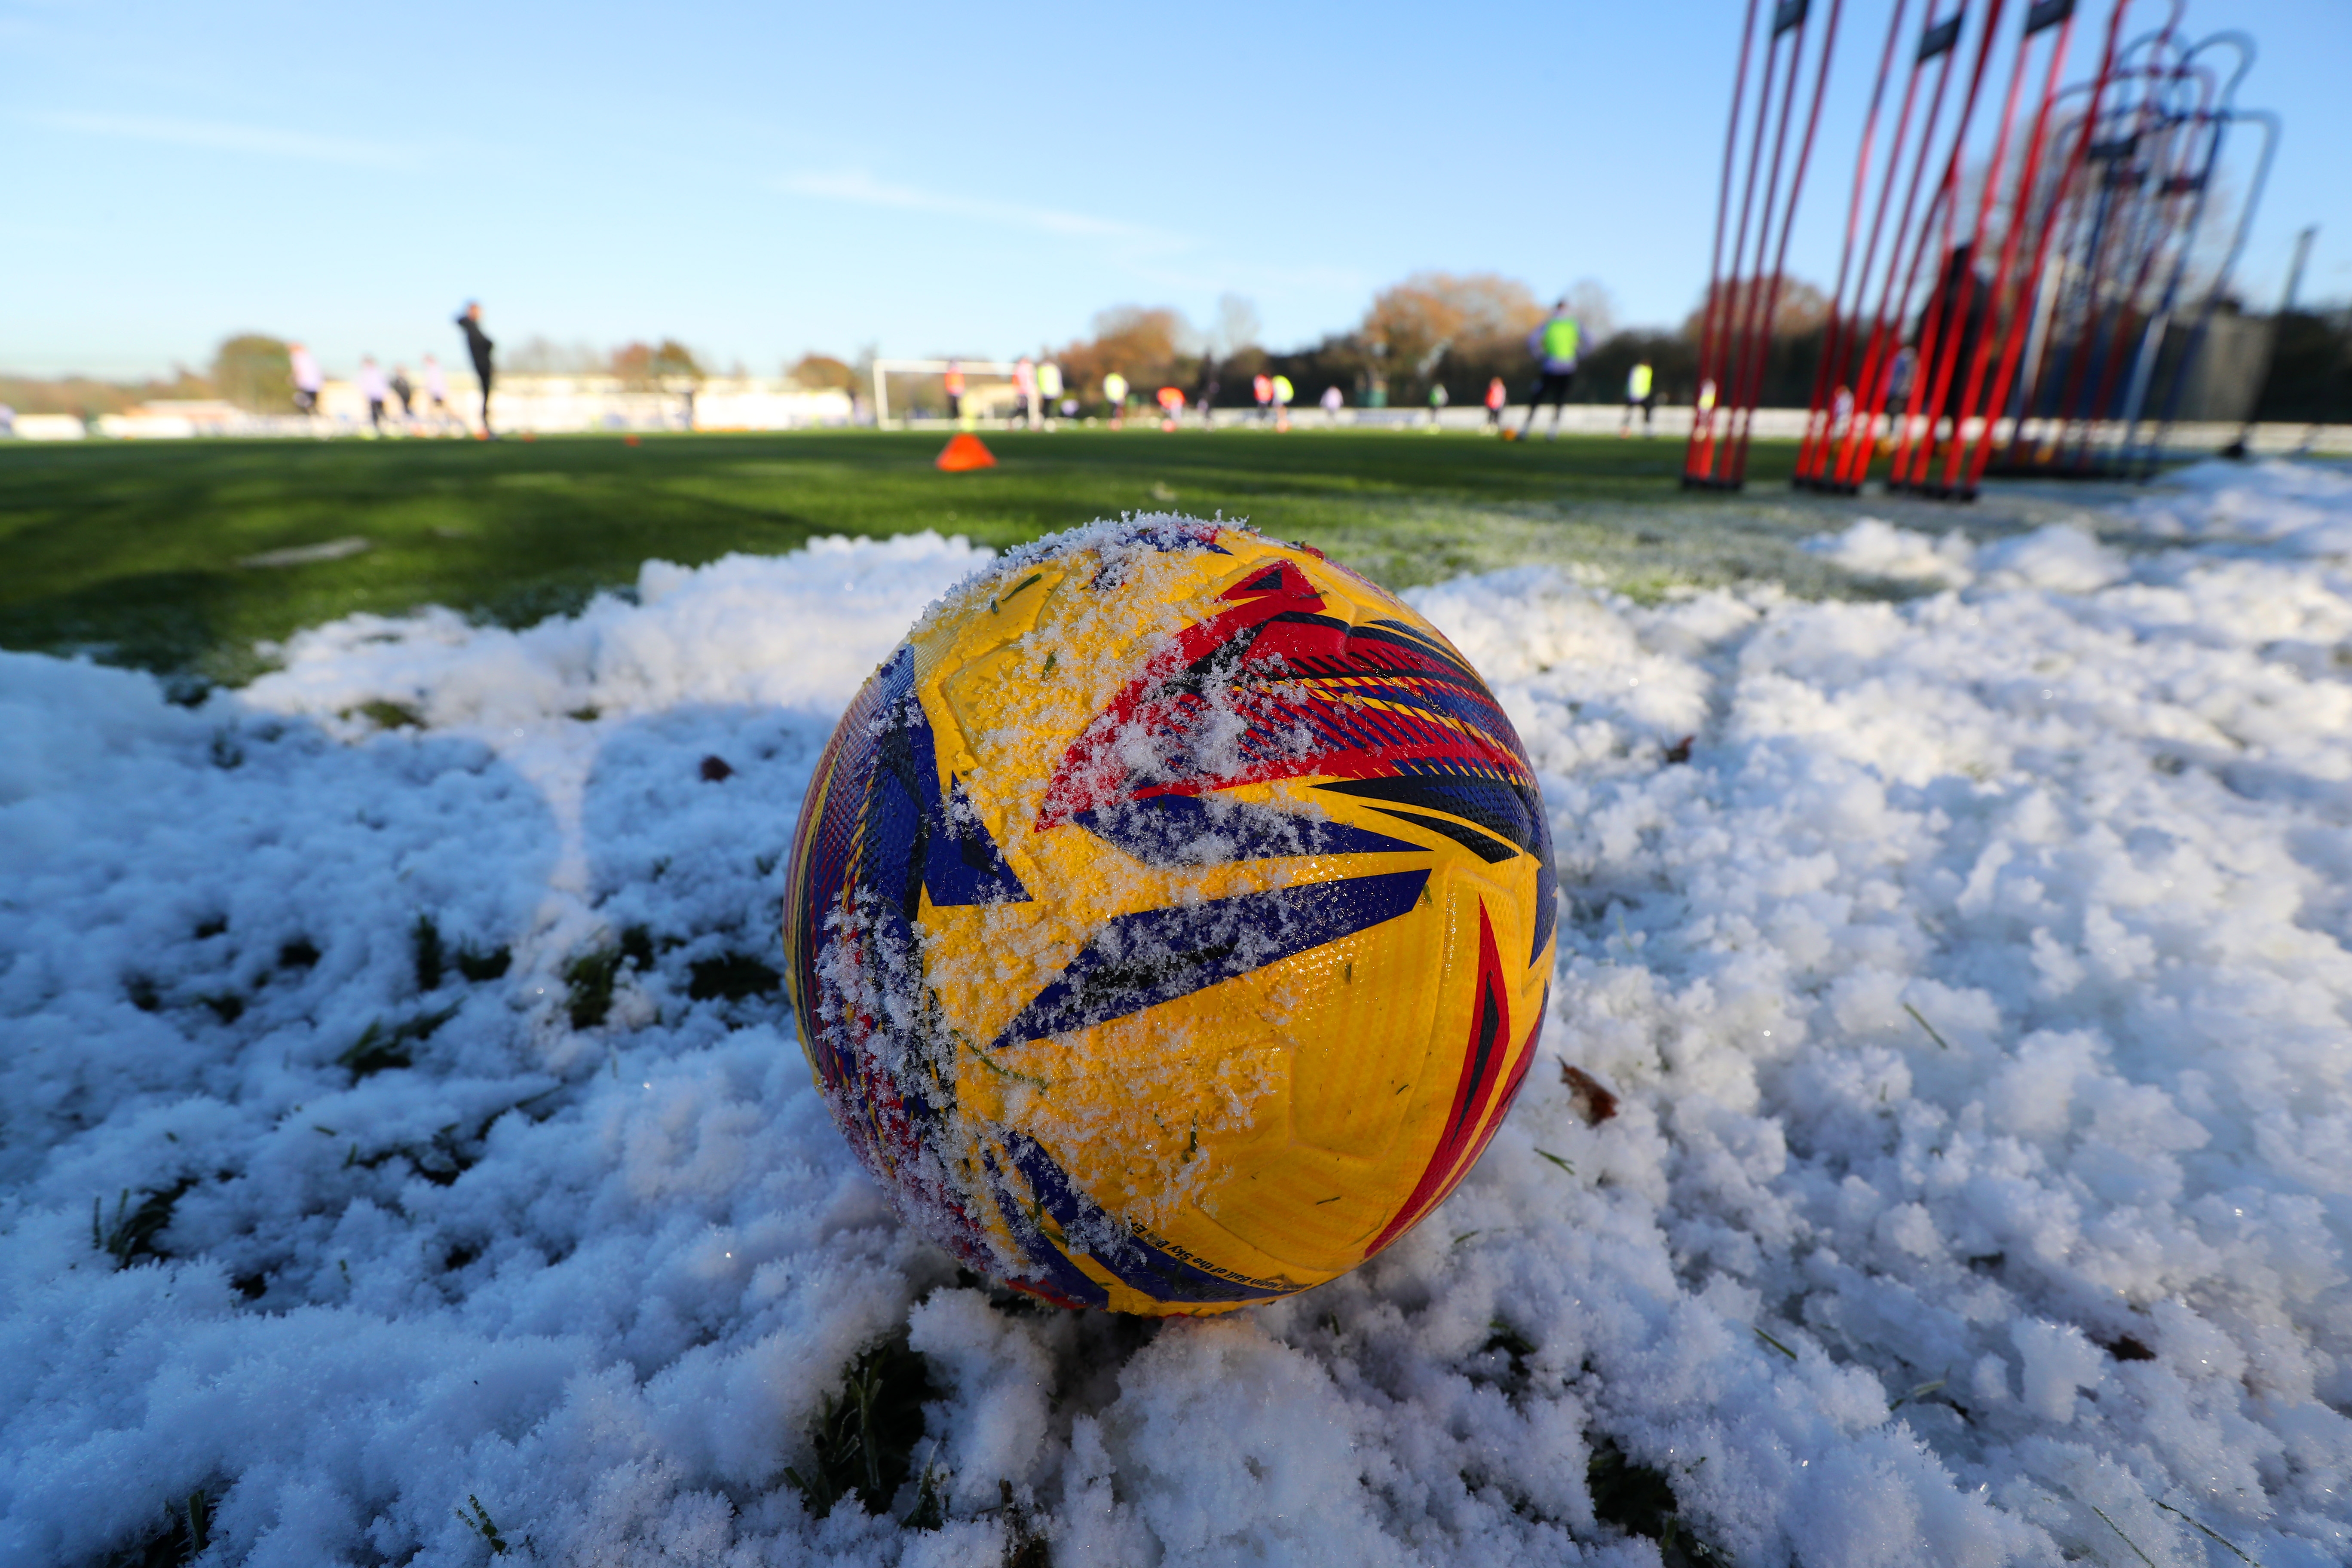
{"left": 1685, "top": 0, "right": 1766, "bottom": 487}
{"left": 1967, "top": 2, "right": 2134, "bottom": 489}
{"left": 1798, "top": 0, "right": 1915, "bottom": 488}
{"left": 1723, "top": 4, "right": 1824, "bottom": 486}
{"left": 1909, "top": 0, "right": 2043, "bottom": 494}
{"left": 1833, "top": 6, "right": 1975, "bottom": 489}
{"left": 1731, "top": 0, "right": 1846, "bottom": 486}
{"left": 1891, "top": 0, "right": 2012, "bottom": 490}
{"left": 1942, "top": 1, "right": 2082, "bottom": 493}
{"left": 1706, "top": 6, "right": 1791, "bottom": 484}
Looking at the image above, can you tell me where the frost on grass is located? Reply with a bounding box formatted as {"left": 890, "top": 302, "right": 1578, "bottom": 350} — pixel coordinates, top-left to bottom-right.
{"left": 3, "top": 478, "right": 2352, "bottom": 1565}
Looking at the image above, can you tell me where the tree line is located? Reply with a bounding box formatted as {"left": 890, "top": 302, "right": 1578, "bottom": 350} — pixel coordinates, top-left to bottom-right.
{"left": 8, "top": 279, "right": 2350, "bottom": 422}
{"left": 983, "top": 272, "right": 1847, "bottom": 413}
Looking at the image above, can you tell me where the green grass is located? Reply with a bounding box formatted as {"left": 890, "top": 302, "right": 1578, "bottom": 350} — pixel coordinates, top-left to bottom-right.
{"left": 1, "top": 428, "right": 1937, "bottom": 683}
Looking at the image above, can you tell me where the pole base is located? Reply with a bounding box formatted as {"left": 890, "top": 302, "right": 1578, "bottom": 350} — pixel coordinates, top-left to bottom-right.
{"left": 1885, "top": 479, "right": 1979, "bottom": 502}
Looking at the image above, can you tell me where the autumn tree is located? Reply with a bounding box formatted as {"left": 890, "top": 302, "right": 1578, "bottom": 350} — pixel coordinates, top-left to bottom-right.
{"left": 1362, "top": 272, "right": 1542, "bottom": 385}
{"left": 1050, "top": 306, "right": 1196, "bottom": 401}
{"left": 211, "top": 334, "right": 291, "bottom": 412}
{"left": 1677, "top": 275, "right": 1835, "bottom": 407}
{"left": 1681, "top": 275, "right": 1832, "bottom": 344}
{"left": 610, "top": 339, "right": 705, "bottom": 387}
{"left": 787, "top": 353, "right": 857, "bottom": 392}
{"left": 505, "top": 338, "right": 604, "bottom": 374}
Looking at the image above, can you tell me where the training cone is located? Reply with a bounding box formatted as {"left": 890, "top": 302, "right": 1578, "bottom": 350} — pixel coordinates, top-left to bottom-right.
{"left": 936, "top": 433, "right": 997, "bottom": 472}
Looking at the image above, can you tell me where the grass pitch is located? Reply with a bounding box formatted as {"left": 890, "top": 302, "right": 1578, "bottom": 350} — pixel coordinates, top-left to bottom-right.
{"left": 1, "top": 428, "right": 2022, "bottom": 683}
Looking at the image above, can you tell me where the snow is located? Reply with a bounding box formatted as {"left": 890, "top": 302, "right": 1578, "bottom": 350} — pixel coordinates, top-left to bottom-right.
{"left": 2124, "top": 458, "right": 2352, "bottom": 558}
{"left": 6, "top": 466, "right": 2352, "bottom": 1565}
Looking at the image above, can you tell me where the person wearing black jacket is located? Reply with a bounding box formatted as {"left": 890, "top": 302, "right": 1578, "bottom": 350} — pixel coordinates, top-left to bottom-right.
{"left": 456, "top": 301, "right": 496, "bottom": 437}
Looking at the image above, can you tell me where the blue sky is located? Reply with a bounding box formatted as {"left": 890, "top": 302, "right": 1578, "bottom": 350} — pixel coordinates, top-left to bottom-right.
{"left": 4, "top": 0, "right": 2346, "bottom": 379}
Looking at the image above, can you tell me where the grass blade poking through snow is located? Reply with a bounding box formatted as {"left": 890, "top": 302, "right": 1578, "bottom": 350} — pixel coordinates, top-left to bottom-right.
{"left": 455, "top": 1494, "right": 509, "bottom": 1554}
{"left": 412, "top": 913, "right": 445, "bottom": 992}
{"left": 2153, "top": 1501, "right": 2258, "bottom": 1565}
{"left": 92, "top": 1179, "right": 196, "bottom": 1269}
{"left": 1587, "top": 1436, "right": 1725, "bottom": 1566}
{"left": 2089, "top": 1504, "right": 2157, "bottom": 1567}
{"left": 784, "top": 1335, "right": 938, "bottom": 1519}
{"left": 1902, "top": 1001, "right": 1954, "bottom": 1052}
{"left": 1889, "top": 1378, "right": 1947, "bottom": 1411}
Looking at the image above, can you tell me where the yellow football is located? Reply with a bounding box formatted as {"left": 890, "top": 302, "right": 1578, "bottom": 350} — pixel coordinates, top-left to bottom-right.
{"left": 782, "top": 520, "right": 1556, "bottom": 1314}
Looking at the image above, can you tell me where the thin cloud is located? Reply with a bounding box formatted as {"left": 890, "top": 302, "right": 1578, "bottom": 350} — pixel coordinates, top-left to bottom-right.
{"left": 30, "top": 110, "right": 416, "bottom": 170}
{"left": 777, "top": 169, "right": 1183, "bottom": 248}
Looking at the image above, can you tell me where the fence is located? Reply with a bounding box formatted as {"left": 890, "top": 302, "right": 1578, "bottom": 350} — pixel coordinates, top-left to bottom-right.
{"left": 1, "top": 376, "right": 855, "bottom": 441}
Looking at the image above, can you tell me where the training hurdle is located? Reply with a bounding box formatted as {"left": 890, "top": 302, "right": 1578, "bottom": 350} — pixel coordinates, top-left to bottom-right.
{"left": 1689, "top": 0, "right": 2276, "bottom": 499}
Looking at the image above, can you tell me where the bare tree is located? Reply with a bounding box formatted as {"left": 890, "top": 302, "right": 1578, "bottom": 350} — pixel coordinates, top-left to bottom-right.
{"left": 1214, "top": 294, "right": 1262, "bottom": 357}
{"left": 1562, "top": 279, "right": 1622, "bottom": 345}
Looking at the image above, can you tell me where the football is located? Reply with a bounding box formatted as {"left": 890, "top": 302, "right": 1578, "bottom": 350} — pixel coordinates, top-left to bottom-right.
{"left": 783, "top": 519, "right": 1557, "bottom": 1314}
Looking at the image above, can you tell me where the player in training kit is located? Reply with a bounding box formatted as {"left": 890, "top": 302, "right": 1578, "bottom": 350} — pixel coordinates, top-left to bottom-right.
{"left": 288, "top": 343, "right": 323, "bottom": 416}
{"left": 1620, "top": 361, "right": 1655, "bottom": 437}
{"left": 1038, "top": 362, "right": 1065, "bottom": 429}
{"left": 358, "top": 357, "right": 389, "bottom": 433}
{"left": 422, "top": 355, "right": 451, "bottom": 432}
{"left": 1519, "top": 301, "right": 1581, "bottom": 439}
{"left": 1014, "top": 357, "right": 1039, "bottom": 428}
{"left": 455, "top": 303, "right": 496, "bottom": 437}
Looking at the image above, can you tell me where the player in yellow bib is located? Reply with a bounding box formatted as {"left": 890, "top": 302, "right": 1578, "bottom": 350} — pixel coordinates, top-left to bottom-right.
{"left": 1620, "top": 361, "right": 1655, "bottom": 438}
{"left": 1519, "top": 303, "right": 1581, "bottom": 440}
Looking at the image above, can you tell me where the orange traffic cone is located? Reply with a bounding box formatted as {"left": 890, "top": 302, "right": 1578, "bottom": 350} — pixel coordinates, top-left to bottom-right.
{"left": 936, "top": 433, "right": 996, "bottom": 472}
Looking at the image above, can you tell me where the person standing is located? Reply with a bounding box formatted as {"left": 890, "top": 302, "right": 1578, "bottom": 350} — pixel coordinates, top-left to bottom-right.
{"left": 1251, "top": 371, "right": 1273, "bottom": 426}
{"left": 1194, "top": 354, "right": 1221, "bottom": 428}
{"left": 943, "top": 359, "right": 967, "bottom": 423}
{"left": 389, "top": 364, "right": 416, "bottom": 425}
{"left": 1620, "top": 360, "right": 1656, "bottom": 437}
{"left": 423, "top": 354, "right": 451, "bottom": 433}
{"left": 1519, "top": 299, "right": 1581, "bottom": 439}
{"left": 1037, "top": 361, "right": 1064, "bottom": 430}
{"left": 455, "top": 303, "right": 496, "bottom": 437}
{"left": 1102, "top": 371, "right": 1128, "bottom": 426}
{"left": 1320, "top": 383, "right": 1344, "bottom": 425}
{"left": 1484, "top": 375, "right": 1508, "bottom": 432}
{"left": 288, "top": 342, "right": 323, "bottom": 416}
{"left": 1014, "top": 356, "right": 1038, "bottom": 428}
{"left": 1271, "top": 373, "right": 1294, "bottom": 432}
{"left": 358, "top": 356, "right": 390, "bottom": 433}
{"left": 1871, "top": 348, "right": 1914, "bottom": 457}
{"left": 1427, "top": 380, "right": 1450, "bottom": 430}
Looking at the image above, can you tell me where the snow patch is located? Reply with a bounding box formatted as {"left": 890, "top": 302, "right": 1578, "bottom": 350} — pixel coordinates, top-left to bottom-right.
{"left": 6, "top": 478, "right": 2352, "bottom": 1565}
{"left": 1803, "top": 518, "right": 1976, "bottom": 587}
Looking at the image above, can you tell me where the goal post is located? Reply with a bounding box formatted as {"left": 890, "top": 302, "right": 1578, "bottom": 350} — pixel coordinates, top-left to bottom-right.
{"left": 869, "top": 358, "right": 1020, "bottom": 426}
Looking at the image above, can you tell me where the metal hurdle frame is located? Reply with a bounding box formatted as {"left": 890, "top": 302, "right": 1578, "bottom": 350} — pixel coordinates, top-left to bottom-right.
{"left": 1885, "top": 0, "right": 2113, "bottom": 498}
{"left": 1997, "top": 15, "right": 2203, "bottom": 478}
{"left": 2116, "top": 37, "right": 2278, "bottom": 476}
{"left": 1782, "top": 0, "right": 2275, "bottom": 497}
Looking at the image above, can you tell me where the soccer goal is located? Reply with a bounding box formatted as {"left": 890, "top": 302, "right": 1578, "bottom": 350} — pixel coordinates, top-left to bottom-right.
{"left": 869, "top": 358, "right": 1021, "bottom": 426}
